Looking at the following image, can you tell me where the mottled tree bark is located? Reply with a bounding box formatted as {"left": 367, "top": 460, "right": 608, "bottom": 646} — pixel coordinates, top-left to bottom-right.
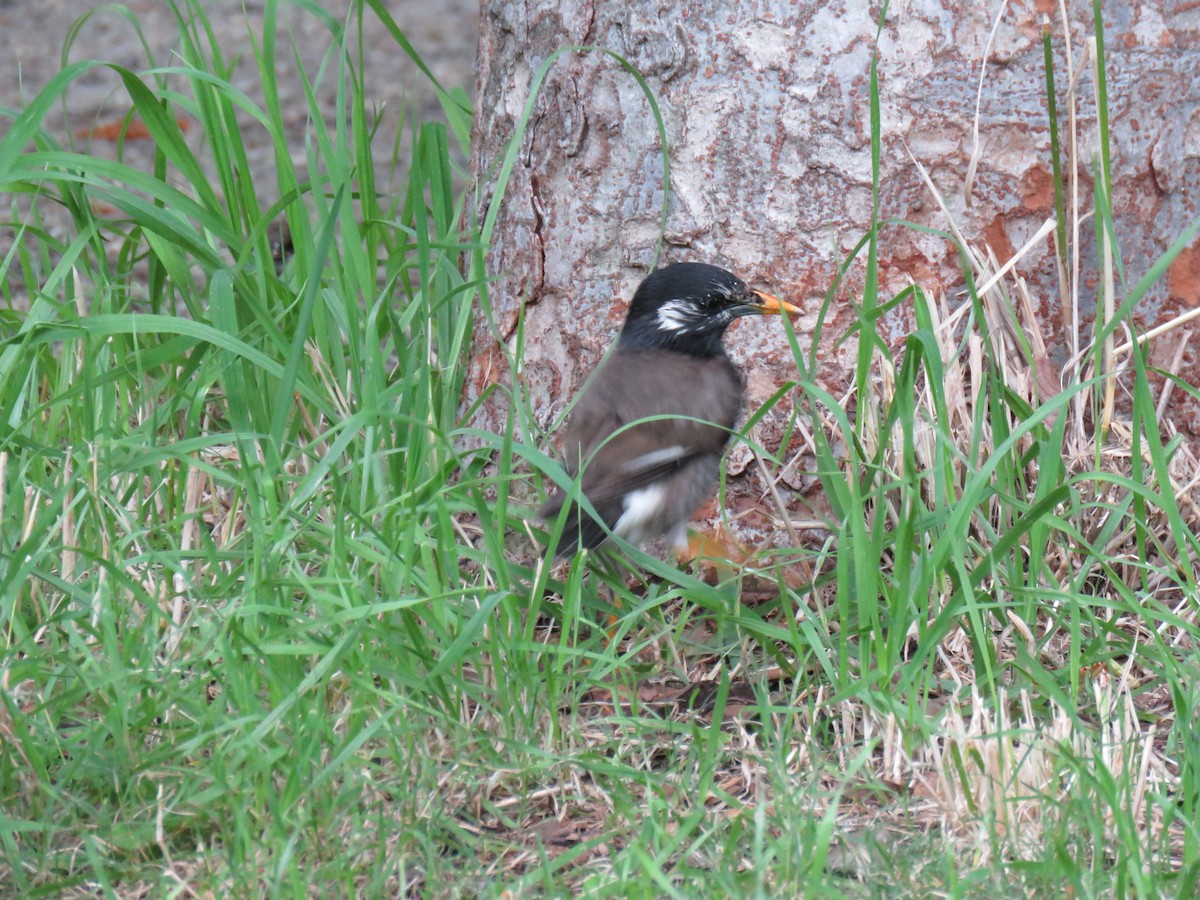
{"left": 467, "top": 1, "right": 1200, "bottom": 528}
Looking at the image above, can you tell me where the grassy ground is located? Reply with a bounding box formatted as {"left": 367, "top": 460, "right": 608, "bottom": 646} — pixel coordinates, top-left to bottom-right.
{"left": 2, "top": 1, "right": 1199, "bottom": 896}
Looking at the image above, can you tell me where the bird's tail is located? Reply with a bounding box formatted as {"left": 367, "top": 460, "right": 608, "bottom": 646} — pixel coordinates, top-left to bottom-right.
{"left": 536, "top": 494, "right": 611, "bottom": 558}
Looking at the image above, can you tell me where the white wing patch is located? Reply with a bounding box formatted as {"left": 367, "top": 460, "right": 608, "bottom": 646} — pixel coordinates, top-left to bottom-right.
{"left": 613, "top": 484, "right": 667, "bottom": 541}
{"left": 656, "top": 300, "right": 696, "bottom": 333}
{"left": 621, "top": 445, "right": 688, "bottom": 474}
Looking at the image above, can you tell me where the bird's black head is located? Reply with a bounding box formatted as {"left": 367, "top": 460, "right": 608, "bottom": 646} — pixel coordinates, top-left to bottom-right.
{"left": 617, "top": 262, "right": 797, "bottom": 357}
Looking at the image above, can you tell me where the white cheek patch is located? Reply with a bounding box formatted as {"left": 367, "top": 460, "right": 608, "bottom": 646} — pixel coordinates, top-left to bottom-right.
{"left": 613, "top": 484, "right": 667, "bottom": 540}
{"left": 656, "top": 300, "right": 695, "bottom": 332}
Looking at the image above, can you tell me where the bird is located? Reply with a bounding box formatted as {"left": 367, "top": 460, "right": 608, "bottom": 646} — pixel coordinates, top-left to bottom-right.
{"left": 538, "top": 262, "right": 800, "bottom": 559}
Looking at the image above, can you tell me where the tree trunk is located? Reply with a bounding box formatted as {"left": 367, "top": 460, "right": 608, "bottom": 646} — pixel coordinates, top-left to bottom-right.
{"left": 466, "top": 1, "right": 1200, "bottom": 520}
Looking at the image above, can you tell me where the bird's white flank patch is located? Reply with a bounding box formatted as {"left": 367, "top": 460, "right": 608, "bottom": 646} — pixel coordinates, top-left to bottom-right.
{"left": 622, "top": 445, "right": 688, "bottom": 474}
{"left": 656, "top": 300, "right": 695, "bottom": 332}
{"left": 613, "top": 484, "right": 667, "bottom": 541}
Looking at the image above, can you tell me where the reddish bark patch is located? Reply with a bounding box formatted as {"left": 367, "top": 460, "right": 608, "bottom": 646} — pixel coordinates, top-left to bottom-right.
{"left": 1021, "top": 163, "right": 1056, "bottom": 211}
{"left": 980, "top": 214, "right": 1016, "bottom": 266}
{"left": 463, "top": 338, "right": 512, "bottom": 410}
{"left": 879, "top": 252, "right": 940, "bottom": 288}
{"left": 1167, "top": 239, "right": 1200, "bottom": 308}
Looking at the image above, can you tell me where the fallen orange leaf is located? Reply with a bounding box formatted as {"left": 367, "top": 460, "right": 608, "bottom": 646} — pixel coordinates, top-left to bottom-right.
{"left": 77, "top": 116, "right": 191, "bottom": 141}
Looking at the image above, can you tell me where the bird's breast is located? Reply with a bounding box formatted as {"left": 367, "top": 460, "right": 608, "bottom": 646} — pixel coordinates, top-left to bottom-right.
{"left": 594, "top": 350, "right": 743, "bottom": 426}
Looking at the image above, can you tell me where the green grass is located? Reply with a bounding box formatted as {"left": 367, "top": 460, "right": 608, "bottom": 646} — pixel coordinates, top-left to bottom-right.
{"left": 2, "top": 1, "right": 1200, "bottom": 896}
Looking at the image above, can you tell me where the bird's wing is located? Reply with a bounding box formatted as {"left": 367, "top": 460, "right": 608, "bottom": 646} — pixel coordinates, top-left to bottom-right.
{"left": 567, "top": 352, "right": 739, "bottom": 490}
{"left": 539, "top": 350, "right": 742, "bottom": 552}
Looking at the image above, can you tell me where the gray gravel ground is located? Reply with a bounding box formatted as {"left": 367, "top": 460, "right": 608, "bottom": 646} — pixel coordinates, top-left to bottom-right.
{"left": 1, "top": 0, "right": 478, "bottom": 289}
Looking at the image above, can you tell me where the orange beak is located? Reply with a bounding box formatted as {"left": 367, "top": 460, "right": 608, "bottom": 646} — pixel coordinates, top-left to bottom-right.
{"left": 749, "top": 290, "right": 802, "bottom": 316}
